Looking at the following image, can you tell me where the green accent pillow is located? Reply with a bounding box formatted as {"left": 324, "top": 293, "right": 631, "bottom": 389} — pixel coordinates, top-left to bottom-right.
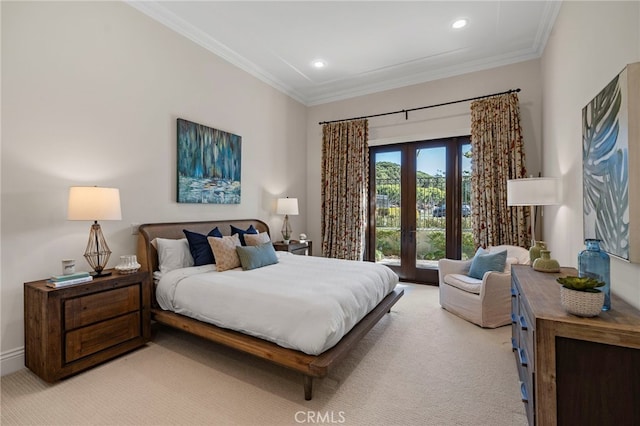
{"left": 468, "top": 248, "right": 507, "bottom": 279}
{"left": 236, "top": 242, "right": 279, "bottom": 271}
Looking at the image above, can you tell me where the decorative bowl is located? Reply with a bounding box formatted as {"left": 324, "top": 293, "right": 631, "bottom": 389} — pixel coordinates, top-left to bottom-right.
{"left": 115, "top": 255, "right": 141, "bottom": 274}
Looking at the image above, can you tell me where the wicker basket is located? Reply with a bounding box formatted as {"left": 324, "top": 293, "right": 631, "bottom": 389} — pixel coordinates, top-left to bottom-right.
{"left": 560, "top": 286, "right": 604, "bottom": 317}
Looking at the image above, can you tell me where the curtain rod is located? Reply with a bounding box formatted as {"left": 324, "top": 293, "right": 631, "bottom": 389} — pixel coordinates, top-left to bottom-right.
{"left": 318, "top": 88, "right": 521, "bottom": 125}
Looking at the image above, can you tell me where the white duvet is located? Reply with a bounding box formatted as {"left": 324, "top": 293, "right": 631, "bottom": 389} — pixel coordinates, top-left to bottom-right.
{"left": 156, "top": 252, "right": 399, "bottom": 355}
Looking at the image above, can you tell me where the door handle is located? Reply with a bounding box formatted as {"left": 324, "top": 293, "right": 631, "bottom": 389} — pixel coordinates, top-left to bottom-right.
{"left": 408, "top": 226, "right": 415, "bottom": 243}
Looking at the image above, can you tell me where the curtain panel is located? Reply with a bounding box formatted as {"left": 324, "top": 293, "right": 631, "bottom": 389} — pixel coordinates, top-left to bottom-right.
{"left": 321, "top": 120, "right": 369, "bottom": 260}
{"left": 470, "top": 93, "right": 529, "bottom": 248}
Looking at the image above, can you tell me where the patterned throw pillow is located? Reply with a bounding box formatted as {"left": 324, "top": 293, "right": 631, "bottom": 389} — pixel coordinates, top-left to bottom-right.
{"left": 207, "top": 234, "right": 241, "bottom": 272}
{"left": 244, "top": 232, "right": 271, "bottom": 246}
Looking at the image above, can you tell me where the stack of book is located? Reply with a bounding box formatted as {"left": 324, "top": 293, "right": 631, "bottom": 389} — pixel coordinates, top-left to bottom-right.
{"left": 46, "top": 271, "right": 93, "bottom": 288}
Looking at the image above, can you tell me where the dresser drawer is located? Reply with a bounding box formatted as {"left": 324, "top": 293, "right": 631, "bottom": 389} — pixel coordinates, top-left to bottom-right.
{"left": 64, "top": 285, "right": 140, "bottom": 330}
{"left": 518, "top": 304, "right": 536, "bottom": 373}
{"left": 65, "top": 311, "right": 141, "bottom": 363}
{"left": 521, "top": 379, "right": 535, "bottom": 426}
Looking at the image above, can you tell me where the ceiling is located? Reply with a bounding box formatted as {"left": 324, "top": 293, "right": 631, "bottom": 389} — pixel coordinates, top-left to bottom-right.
{"left": 127, "top": 1, "right": 561, "bottom": 106}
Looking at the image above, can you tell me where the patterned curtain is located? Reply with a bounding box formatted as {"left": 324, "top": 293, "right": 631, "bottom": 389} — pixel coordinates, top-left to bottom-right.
{"left": 470, "top": 92, "right": 529, "bottom": 248}
{"left": 321, "top": 120, "right": 369, "bottom": 260}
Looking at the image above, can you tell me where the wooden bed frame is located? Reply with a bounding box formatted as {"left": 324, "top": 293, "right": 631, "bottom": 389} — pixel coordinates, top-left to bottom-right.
{"left": 137, "top": 219, "right": 404, "bottom": 400}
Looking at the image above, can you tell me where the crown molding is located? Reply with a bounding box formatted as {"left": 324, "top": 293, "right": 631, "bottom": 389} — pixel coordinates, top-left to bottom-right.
{"left": 126, "top": 1, "right": 561, "bottom": 107}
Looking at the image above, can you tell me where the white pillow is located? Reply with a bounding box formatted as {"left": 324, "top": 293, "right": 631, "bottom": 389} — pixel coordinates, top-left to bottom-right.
{"left": 153, "top": 238, "right": 194, "bottom": 274}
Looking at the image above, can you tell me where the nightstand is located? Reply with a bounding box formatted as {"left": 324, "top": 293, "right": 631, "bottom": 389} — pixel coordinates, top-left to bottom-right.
{"left": 24, "top": 269, "right": 151, "bottom": 382}
{"left": 273, "top": 240, "right": 312, "bottom": 256}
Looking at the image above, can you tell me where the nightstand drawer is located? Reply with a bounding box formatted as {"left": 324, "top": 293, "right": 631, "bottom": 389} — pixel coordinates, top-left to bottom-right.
{"left": 64, "top": 285, "right": 140, "bottom": 330}
{"left": 65, "top": 311, "right": 141, "bottom": 362}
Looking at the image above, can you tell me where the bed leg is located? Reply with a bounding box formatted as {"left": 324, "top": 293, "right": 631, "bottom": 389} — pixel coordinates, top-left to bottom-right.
{"left": 303, "top": 375, "right": 313, "bottom": 400}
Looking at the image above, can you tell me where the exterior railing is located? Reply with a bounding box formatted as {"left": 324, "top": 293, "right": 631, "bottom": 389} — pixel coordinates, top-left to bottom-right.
{"left": 374, "top": 175, "right": 475, "bottom": 261}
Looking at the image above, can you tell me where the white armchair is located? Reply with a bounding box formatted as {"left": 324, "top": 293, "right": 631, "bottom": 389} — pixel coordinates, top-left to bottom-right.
{"left": 438, "top": 245, "right": 530, "bottom": 328}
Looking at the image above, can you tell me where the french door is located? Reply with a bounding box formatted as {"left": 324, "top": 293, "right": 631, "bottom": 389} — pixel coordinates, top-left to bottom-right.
{"left": 367, "top": 136, "right": 473, "bottom": 284}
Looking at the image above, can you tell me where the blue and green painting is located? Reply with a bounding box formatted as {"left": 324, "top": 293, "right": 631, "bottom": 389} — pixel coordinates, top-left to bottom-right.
{"left": 582, "top": 68, "right": 629, "bottom": 260}
{"left": 177, "top": 118, "right": 241, "bottom": 204}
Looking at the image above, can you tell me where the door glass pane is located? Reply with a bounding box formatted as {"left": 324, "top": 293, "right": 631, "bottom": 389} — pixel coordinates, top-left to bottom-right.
{"left": 374, "top": 151, "right": 401, "bottom": 266}
{"left": 462, "top": 143, "right": 474, "bottom": 259}
{"left": 416, "top": 147, "right": 446, "bottom": 269}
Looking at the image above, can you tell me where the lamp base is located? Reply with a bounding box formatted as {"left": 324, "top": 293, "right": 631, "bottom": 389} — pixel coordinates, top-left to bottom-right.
{"left": 90, "top": 270, "right": 112, "bottom": 278}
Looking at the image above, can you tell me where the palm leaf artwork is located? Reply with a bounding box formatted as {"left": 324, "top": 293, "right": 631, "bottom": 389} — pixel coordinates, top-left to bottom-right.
{"left": 582, "top": 72, "right": 630, "bottom": 259}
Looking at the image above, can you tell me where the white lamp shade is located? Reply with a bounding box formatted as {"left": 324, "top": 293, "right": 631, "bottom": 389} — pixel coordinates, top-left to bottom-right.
{"left": 67, "top": 186, "right": 122, "bottom": 221}
{"left": 276, "top": 197, "right": 299, "bottom": 215}
{"left": 507, "top": 178, "right": 561, "bottom": 206}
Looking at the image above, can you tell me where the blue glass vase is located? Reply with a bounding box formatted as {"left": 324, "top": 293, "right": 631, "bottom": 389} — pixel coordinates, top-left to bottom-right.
{"left": 578, "top": 239, "right": 610, "bottom": 311}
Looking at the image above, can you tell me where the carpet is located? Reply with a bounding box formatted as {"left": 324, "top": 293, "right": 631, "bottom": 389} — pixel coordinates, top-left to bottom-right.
{"left": 1, "top": 284, "right": 527, "bottom": 425}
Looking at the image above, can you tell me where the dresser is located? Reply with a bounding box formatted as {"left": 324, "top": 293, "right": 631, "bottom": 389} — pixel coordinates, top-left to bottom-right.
{"left": 511, "top": 265, "right": 640, "bottom": 425}
{"left": 24, "top": 270, "right": 151, "bottom": 382}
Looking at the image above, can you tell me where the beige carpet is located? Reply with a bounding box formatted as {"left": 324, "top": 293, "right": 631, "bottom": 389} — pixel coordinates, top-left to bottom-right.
{"left": 1, "top": 284, "right": 527, "bottom": 426}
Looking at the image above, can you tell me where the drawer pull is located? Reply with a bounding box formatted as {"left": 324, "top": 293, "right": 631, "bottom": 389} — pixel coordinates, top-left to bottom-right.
{"left": 511, "top": 338, "right": 518, "bottom": 351}
{"left": 511, "top": 287, "right": 517, "bottom": 297}
{"left": 511, "top": 313, "right": 517, "bottom": 324}
{"left": 518, "top": 348, "right": 528, "bottom": 367}
{"left": 520, "top": 382, "right": 529, "bottom": 403}
{"left": 519, "top": 315, "right": 528, "bottom": 331}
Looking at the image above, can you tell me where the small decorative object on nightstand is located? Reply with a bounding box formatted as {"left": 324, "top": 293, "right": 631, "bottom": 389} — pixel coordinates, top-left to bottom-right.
{"left": 273, "top": 240, "right": 312, "bottom": 256}
{"left": 115, "top": 255, "right": 141, "bottom": 274}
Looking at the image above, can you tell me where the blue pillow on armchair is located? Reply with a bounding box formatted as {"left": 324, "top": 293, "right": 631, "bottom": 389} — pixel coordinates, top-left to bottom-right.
{"left": 230, "top": 224, "right": 258, "bottom": 246}
{"left": 468, "top": 247, "right": 508, "bottom": 279}
{"left": 183, "top": 228, "right": 223, "bottom": 266}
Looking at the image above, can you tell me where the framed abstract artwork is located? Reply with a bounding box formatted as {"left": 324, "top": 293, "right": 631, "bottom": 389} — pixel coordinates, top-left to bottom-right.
{"left": 177, "top": 118, "right": 242, "bottom": 204}
{"left": 582, "top": 62, "right": 639, "bottom": 262}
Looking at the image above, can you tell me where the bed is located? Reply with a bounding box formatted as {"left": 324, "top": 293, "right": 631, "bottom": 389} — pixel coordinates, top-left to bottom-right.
{"left": 137, "top": 219, "right": 403, "bottom": 400}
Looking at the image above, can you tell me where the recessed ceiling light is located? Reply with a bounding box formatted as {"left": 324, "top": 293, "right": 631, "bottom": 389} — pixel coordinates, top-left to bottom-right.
{"left": 452, "top": 19, "right": 467, "bottom": 29}
{"left": 312, "top": 60, "right": 326, "bottom": 69}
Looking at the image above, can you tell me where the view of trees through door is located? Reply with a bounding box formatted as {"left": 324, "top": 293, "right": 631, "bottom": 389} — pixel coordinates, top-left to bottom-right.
{"left": 367, "top": 137, "right": 475, "bottom": 284}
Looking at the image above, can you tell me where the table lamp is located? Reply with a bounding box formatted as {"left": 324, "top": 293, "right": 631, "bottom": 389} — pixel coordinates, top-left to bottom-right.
{"left": 67, "top": 186, "right": 122, "bottom": 277}
{"left": 276, "top": 197, "right": 298, "bottom": 244}
{"left": 507, "top": 177, "right": 561, "bottom": 258}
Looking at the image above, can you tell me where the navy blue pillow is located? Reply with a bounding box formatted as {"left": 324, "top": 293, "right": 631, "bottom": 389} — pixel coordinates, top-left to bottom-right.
{"left": 230, "top": 224, "right": 258, "bottom": 246}
{"left": 183, "top": 228, "right": 223, "bottom": 266}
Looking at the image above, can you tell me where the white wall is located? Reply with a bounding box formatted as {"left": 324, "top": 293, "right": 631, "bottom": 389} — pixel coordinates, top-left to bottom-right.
{"left": 1, "top": 1, "right": 307, "bottom": 374}
{"left": 306, "top": 60, "right": 543, "bottom": 252}
{"left": 541, "top": 1, "right": 640, "bottom": 309}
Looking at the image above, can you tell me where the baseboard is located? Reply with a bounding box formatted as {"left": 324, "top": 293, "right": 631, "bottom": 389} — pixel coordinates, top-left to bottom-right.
{"left": 1, "top": 347, "right": 25, "bottom": 376}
